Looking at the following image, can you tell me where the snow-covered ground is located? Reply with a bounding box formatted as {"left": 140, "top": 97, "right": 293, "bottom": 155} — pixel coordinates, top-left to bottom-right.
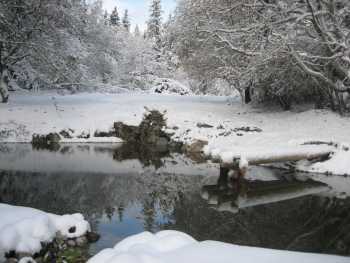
{"left": 88, "top": 230, "right": 349, "bottom": 263}
{"left": 0, "top": 204, "right": 90, "bottom": 261}
{"left": 1, "top": 91, "right": 350, "bottom": 176}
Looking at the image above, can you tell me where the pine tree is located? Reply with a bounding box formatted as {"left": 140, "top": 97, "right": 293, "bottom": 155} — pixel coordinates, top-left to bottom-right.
{"left": 104, "top": 10, "right": 109, "bottom": 25}
{"left": 147, "top": 0, "right": 162, "bottom": 50}
{"left": 110, "top": 7, "right": 120, "bottom": 26}
{"left": 122, "top": 9, "right": 131, "bottom": 31}
{"left": 134, "top": 24, "right": 141, "bottom": 37}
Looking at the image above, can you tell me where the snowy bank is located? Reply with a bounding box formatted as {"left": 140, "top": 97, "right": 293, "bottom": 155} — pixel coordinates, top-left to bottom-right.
{"left": 1, "top": 92, "right": 350, "bottom": 175}
{"left": 0, "top": 204, "right": 90, "bottom": 261}
{"left": 88, "top": 231, "right": 349, "bottom": 263}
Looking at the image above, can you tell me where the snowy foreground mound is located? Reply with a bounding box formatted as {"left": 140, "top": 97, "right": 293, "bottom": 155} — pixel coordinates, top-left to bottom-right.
{"left": 0, "top": 204, "right": 90, "bottom": 258}
{"left": 88, "top": 231, "right": 349, "bottom": 263}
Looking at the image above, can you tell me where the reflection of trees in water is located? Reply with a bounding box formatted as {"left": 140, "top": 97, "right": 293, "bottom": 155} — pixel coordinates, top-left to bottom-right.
{"left": 162, "top": 192, "right": 350, "bottom": 255}
{"left": 0, "top": 169, "right": 202, "bottom": 230}
{"left": 113, "top": 142, "right": 171, "bottom": 169}
{"left": 287, "top": 197, "right": 350, "bottom": 256}
{"left": 142, "top": 192, "right": 157, "bottom": 232}
{"left": 0, "top": 144, "right": 31, "bottom": 163}
{"left": 117, "top": 204, "right": 125, "bottom": 222}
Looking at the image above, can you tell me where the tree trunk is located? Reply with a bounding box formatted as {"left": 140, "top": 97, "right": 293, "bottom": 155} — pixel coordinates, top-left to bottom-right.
{"left": 0, "top": 72, "right": 9, "bottom": 103}
{"left": 244, "top": 86, "right": 251, "bottom": 104}
{"left": 0, "top": 42, "right": 9, "bottom": 103}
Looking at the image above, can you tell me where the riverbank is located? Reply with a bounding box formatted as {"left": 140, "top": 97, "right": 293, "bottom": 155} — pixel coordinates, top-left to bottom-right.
{"left": 1, "top": 91, "right": 349, "bottom": 176}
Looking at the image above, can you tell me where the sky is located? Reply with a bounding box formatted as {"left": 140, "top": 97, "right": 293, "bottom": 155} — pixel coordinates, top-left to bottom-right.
{"left": 102, "top": 0, "right": 176, "bottom": 31}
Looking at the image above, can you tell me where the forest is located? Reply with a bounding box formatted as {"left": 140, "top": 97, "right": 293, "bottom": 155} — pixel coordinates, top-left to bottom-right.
{"left": 1, "top": 0, "right": 349, "bottom": 112}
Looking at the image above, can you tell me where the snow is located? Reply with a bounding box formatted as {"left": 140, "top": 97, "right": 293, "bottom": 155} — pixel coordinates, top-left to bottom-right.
{"left": 88, "top": 231, "right": 349, "bottom": 263}
{"left": 0, "top": 204, "right": 90, "bottom": 260}
{"left": 299, "top": 146, "right": 350, "bottom": 175}
{"left": 1, "top": 91, "right": 350, "bottom": 175}
{"left": 18, "top": 257, "right": 35, "bottom": 263}
{"left": 239, "top": 156, "right": 248, "bottom": 169}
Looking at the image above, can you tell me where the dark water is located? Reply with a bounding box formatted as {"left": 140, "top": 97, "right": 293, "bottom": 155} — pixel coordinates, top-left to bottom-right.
{"left": 0, "top": 143, "right": 350, "bottom": 256}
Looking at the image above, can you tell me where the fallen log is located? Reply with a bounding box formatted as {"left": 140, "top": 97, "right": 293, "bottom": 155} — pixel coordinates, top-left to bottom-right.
{"left": 243, "top": 151, "right": 331, "bottom": 166}
{"left": 220, "top": 150, "right": 332, "bottom": 177}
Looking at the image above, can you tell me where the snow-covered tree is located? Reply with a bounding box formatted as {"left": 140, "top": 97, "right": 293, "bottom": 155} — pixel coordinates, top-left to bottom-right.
{"left": 110, "top": 7, "right": 120, "bottom": 27}
{"left": 0, "top": 0, "right": 55, "bottom": 102}
{"left": 104, "top": 10, "right": 109, "bottom": 25}
{"left": 134, "top": 25, "right": 141, "bottom": 37}
{"left": 147, "top": 0, "right": 162, "bottom": 50}
{"left": 0, "top": 0, "right": 133, "bottom": 99}
{"left": 122, "top": 9, "right": 131, "bottom": 32}
{"left": 169, "top": 0, "right": 350, "bottom": 112}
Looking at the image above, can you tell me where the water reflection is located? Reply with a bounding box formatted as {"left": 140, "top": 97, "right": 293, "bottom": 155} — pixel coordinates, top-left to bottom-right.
{"left": 201, "top": 168, "right": 330, "bottom": 213}
{"left": 0, "top": 144, "right": 349, "bottom": 256}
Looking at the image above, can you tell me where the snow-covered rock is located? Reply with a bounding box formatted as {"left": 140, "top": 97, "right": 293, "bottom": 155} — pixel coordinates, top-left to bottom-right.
{"left": 88, "top": 231, "right": 349, "bottom": 263}
{"left": 0, "top": 204, "right": 90, "bottom": 260}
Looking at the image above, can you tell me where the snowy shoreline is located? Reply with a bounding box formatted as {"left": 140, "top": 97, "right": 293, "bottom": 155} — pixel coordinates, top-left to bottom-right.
{"left": 1, "top": 92, "right": 350, "bottom": 176}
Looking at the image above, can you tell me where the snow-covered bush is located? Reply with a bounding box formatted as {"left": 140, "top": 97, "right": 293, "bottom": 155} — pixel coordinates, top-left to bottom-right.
{"left": 152, "top": 78, "right": 192, "bottom": 95}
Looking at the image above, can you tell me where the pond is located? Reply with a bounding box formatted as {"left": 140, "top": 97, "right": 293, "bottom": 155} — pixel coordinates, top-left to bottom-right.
{"left": 0, "top": 143, "right": 349, "bottom": 257}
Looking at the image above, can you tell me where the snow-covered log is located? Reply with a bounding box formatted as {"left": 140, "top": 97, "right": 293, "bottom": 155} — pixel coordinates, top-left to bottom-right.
{"left": 221, "top": 151, "right": 332, "bottom": 170}
{"left": 243, "top": 151, "right": 331, "bottom": 166}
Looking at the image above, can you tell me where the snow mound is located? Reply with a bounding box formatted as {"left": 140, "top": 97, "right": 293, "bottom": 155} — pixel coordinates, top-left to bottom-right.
{"left": 151, "top": 78, "right": 192, "bottom": 95}
{"left": 88, "top": 231, "right": 349, "bottom": 263}
{"left": 88, "top": 231, "right": 197, "bottom": 263}
{"left": 18, "top": 257, "right": 36, "bottom": 263}
{"left": 306, "top": 145, "right": 350, "bottom": 175}
{"left": 0, "top": 204, "right": 90, "bottom": 257}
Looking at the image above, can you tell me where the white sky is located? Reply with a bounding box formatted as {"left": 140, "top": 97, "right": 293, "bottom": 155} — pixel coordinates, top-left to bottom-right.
{"left": 101, "top": 0, "right": 176, "bottom": 31}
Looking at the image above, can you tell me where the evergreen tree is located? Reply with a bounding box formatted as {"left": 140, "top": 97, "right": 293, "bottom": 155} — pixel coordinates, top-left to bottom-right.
{"left": 147, "top": 0, "right": 162, "bottom": 50}
{"left": 110, "top": 7, "right": 120, "bottom": 26}
{"left": 104, "top": 10, "right": 109, "bottom": 25}
{"left": 134, "top": 25, "right": 141, "bottom": 37}
{"left": 122, "top": 9, "right": 131, "bottom": 31}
